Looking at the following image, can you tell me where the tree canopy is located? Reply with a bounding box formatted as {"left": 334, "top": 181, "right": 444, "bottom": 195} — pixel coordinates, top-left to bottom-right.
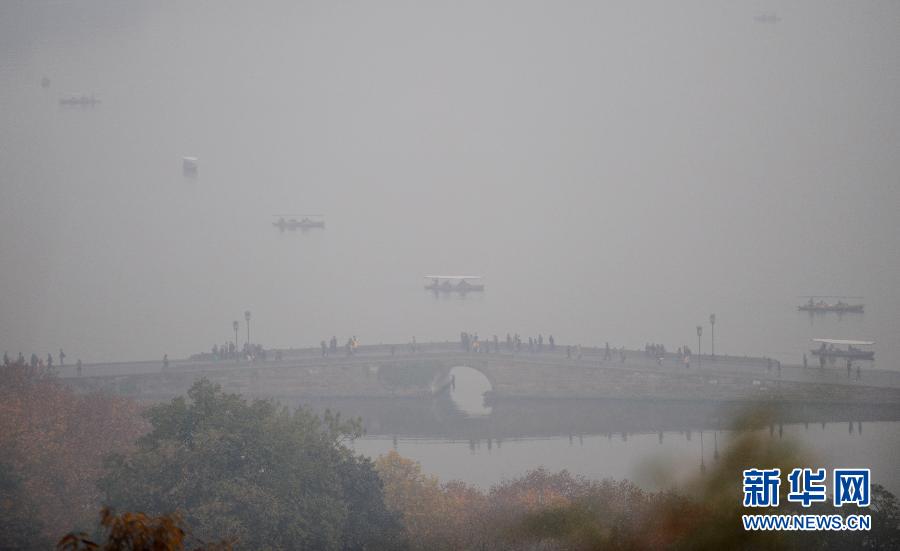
{"left": 99, "top": 379, "right": 404, "bottom": 550}
{"left": 0, "top": 360, "right": 147, "bottom": 545}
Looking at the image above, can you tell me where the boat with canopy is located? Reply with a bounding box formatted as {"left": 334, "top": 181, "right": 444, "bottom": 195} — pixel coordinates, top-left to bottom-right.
{"left": 810, "top": 338, "right": 875, "bottom": 361}
{"left": 798, "top": 296, "right": 864, "bottom": 313}
{"left": 273, "top": 214, "right": 325, "bottom": 230}
{"left": 424, "top": 275, "right": 485, "bottom": 293}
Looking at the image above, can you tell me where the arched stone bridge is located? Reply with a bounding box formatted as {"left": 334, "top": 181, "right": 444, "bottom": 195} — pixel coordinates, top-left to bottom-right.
{"left": 61, "top": 342, "right": 900, "bottom": 405}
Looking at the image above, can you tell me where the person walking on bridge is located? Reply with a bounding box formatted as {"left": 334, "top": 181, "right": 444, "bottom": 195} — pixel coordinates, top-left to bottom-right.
{"left": 321, "top": 340, "right": 328, "bottom": 357}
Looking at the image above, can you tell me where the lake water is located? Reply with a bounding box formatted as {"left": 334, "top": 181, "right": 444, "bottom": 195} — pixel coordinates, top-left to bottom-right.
{"left": 344, "top": 367, "right": 900, "bottom": 494}
{"left": 354, "top": 421, "right": 900, "bottom": 495}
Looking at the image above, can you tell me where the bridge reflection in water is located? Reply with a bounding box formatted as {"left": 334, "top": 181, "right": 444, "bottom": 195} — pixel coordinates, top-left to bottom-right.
{"left": 352, "top": 418, "right": 900, "bottom": 495}
{"left": 300, "top": 393, "right": 900, "bottom": 442}
{"left": 298, "top": 391, "right": 900, "bottom": 493}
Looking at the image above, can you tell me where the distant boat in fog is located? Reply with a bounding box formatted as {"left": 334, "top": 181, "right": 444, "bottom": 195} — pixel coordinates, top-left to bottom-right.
{"left": 798, "top": 296, "right": 864, "bottom": 313}
{"left": 182, "top": 156, "right": 198, "bottom": 174}
{"left": 273, "top": 215, "right": 325, "bottom": 231}
{"left": 754, "top": 13, "right": 781, "bottom": 24}
{"left": 811, "top": 338, "right": 875, "bottom": 361}
{"left": 425, "top": 275, "right": 485, "bottom": 293}
{"left": 59, "top": 94, "right": 100, "bottom": 106}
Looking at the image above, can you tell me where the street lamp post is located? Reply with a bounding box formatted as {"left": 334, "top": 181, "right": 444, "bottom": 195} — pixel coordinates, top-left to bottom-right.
{"left": 244, "top": 310, "right": 251, "bottom": 349}
{"left": 232, "top": 321, "right": 239, "bottom": 353}
{"left": 709, "top": 314, "right": 716, "bottom": 358}
{"left": 700, "top": 431, "right": 706, "bottom": 474}
{"left": 696, "top": 325, "right": 703, "bottom": 369}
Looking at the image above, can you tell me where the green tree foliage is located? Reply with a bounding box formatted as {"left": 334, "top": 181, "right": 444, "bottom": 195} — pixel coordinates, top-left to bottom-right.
{"left": 98, "top": 379, "right": 404, "bottom": 550}
{"left": 0, "top": 454, "right": 49, "bottom": 550}
{"left": 866, "top": 484, "right": 900, "bottom": 550}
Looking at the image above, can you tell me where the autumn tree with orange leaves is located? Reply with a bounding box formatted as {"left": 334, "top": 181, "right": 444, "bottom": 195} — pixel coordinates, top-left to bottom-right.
{"left": 376, "top": 450, "right": 649, "bottom": 551}
{"left": 57, "top": 507, "right": 233, "bottom": 551}
{"left": 0, "top": 360, "right": 148, "bottom": 543}
{"left": 376, "top": 411, "right": 900, "bottom": 551}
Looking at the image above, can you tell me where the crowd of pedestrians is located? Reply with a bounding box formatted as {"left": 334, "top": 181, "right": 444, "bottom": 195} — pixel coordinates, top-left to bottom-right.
{"left": 2, "top": 348, "right": 82, "bottom": 374}
{"left": 318, "top": 336, "right": 360, "bottom": 357}
{"left": 205, "top": 342, "right": 267, "bottom": 362}
{"left": 460, "top": 332, "right": 560, "bottom": 354}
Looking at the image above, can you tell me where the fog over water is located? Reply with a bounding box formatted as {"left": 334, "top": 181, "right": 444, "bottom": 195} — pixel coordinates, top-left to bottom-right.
{"left": 354, "top": 421, "right": 900, "bottom": 493}
{"left": 1, "top": 0, "right": 899, "bottom": 369}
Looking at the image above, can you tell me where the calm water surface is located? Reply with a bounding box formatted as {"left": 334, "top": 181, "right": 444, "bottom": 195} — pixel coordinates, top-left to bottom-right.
{"left": 345, "top": 366, "right": 900, "bottom": 493}
{"left": 354, "top": 421, "right": 900, "bottom": 495}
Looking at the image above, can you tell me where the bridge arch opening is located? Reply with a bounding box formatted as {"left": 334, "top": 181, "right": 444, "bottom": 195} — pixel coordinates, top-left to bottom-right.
{"left": 449, "top": 366, "right": 493, "bottom": 417}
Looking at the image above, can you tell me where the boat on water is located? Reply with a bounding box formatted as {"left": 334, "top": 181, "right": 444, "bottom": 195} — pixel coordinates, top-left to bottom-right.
{"left": 273, "top": 215, "right": 325, "bottom": 231}
{"left": 810, "top": 338, "right": 875, "bottom": 361}
{"left": 182, "top": 157, "right": 199, "bottom": 174}
{"left": 425, "top": 275, "right": 485, "bottom": 293}
{"left": 798, "top": 296, "right": 864, "bottom": 313}
{"left": 59, "top": 94, "right": 100, "bottom": 106}
{"left": 754, "top": 13, "right": 781, "bottom": 24}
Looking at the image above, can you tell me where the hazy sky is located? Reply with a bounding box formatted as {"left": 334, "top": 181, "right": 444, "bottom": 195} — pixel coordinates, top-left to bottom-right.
{"left": 1, "top": 1, "right": 898, "bottom": 363}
